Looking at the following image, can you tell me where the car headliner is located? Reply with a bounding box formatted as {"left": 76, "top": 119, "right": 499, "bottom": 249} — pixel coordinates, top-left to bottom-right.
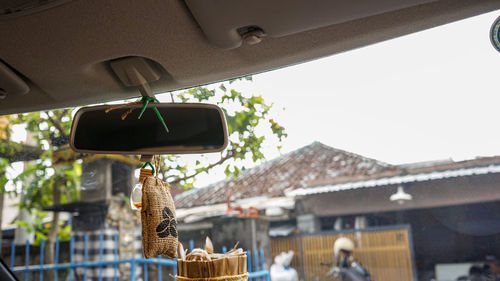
{"left": 0, "top": 0, "right": 499, "bottom": 115}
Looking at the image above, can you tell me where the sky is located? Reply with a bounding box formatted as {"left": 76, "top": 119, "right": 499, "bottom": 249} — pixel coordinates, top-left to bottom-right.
{"left": 9, "top": 9, "right": 500, "bottom": 188}
{"left": 222, "top": 9, "right": 500, "bottom": 165}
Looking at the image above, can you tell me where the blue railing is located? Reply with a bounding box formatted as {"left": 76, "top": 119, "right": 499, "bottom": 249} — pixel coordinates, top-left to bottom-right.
{"left": 3, "top": 235, "right": 270, "bottom": 281}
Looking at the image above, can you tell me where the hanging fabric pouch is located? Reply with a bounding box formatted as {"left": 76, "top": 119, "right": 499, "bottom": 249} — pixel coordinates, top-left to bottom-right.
{"left": 141, "top": 157, "right": 178, "bottom": 258}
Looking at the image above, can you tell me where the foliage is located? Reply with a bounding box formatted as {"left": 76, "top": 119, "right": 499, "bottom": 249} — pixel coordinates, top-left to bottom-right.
{"left": 14, "top": 210, "right": 48, "bottom": 242}
{"left": 0, "top": 115, "right": 18, "bottom": 194}
{"left": 14, "top": 210, "right": 71, "bottom": 245}
{"left": 8, "top": 109, "right": 80, "bottom": 240}
{"left": 162, "top": 77, "right": 287, "bottom": 188}
{"left": 0, "top": 158, "right": 9, "bottom": 192}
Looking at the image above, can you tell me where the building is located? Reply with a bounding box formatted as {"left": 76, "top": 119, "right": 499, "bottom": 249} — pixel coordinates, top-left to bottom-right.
{"left": 173, "top": 142, "right": 500, "bottom": 281}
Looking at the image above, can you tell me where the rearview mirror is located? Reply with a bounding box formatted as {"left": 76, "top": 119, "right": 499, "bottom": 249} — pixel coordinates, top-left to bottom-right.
{"left": 70, "top": 103, "right": 228, "bottom": 155}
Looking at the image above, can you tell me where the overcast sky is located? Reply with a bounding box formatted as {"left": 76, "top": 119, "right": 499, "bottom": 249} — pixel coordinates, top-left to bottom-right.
{"left": 227, "top": 9, "right": 500, "bottom": 165}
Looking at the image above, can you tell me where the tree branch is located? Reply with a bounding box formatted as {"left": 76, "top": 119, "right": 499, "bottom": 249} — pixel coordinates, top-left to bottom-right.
{"left": 0, "top": 141, "right": 77, "bottom": 163}
{"left": 0, "top": 142, "right": 43, "bottom": 162}
{"left": 45, "top": 111, "right": 67, "bottom": 138}
{"left": 168, "top": 151, "right": 235, "bottom": 185}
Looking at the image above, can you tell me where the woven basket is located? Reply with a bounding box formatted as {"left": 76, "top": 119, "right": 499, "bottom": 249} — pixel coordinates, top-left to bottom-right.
{"left": 176, "top": 252, "right": 247, "bottom": 281}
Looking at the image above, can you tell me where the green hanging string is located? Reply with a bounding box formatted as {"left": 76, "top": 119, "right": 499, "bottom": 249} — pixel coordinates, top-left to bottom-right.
{"left": 138, "top": 96, "right": 169, "bottom": 133}
{"left": 141, "top": 161, "right": 155, "bottom": 174}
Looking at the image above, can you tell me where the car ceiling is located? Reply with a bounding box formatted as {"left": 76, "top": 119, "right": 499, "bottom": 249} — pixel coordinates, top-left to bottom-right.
{"left": 0, "top": 0, "right": 499, "bottom": 115}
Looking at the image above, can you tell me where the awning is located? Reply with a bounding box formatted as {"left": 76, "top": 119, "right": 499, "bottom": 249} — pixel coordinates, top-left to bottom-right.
{"left": 176, "top": 196, "right": 296, "bottom": 223}
{"left": 269, "top": 225, "right": 296, "bottom": 237}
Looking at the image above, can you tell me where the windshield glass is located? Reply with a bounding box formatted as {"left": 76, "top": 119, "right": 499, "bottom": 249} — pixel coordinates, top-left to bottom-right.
{"left": 1, "top": 9, "right": 500, "bottom": 281}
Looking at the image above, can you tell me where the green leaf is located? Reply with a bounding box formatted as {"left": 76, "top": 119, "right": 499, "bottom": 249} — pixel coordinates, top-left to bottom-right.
{"left": 224, "top": 164, "right": 231, "bottom": 177}
{"left": 219, "top": 84, "right": 227, "bottom": 92}
{"left": 14, "top": 220, "right": 30, "bottom": 228}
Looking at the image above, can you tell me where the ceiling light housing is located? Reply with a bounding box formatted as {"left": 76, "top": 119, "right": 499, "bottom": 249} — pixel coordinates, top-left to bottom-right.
{"left": 390, "top": 185, "right": 413, "bottom": 205}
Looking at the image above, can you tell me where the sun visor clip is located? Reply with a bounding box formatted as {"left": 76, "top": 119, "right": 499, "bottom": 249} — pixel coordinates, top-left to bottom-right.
{"left": 0, "top": 61, "right": 30, "bottom": 100}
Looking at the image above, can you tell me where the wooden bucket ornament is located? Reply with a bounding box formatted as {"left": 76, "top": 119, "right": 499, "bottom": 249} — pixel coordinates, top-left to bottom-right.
{"left": 140, "top": 156, "right": 178, "bottom": 258}
{"left": 176, "top": 238, "right": 248, "bottom": 281}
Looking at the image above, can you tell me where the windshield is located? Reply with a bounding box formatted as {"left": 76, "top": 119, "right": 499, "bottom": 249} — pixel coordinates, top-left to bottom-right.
{"left": 1, "top": 9, "right": 500, "bottom": 281}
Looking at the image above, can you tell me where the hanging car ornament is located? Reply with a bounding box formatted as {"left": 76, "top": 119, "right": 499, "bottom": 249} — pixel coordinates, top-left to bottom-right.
{"left": 140, "top": 156, "right": 178, "bottom": 258}
{"left": 130, "top": 161, "right": 155, "bottom": 210}
{"left": 130, "top": 156, "right": 179, "bottom": 258}
{"left": 105, "top": 95, "right": 169, "bottom": 134}
{"left": 176, "top": 237, "right": 248, "bottom": 281}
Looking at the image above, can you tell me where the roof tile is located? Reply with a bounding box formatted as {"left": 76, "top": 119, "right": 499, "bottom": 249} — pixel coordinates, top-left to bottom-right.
{"left": 174, "top": 141, "right": 395, "bottom": 208}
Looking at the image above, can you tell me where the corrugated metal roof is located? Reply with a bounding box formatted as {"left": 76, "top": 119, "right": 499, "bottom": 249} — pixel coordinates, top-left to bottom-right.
{"left": 286, "top": 164, "right": 500, "bottom": 196}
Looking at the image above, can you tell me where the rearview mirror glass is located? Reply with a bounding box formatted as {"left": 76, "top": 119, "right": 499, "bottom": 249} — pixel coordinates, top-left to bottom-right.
{"left": 70, "top": 103, "right": 228, "bottom": 155}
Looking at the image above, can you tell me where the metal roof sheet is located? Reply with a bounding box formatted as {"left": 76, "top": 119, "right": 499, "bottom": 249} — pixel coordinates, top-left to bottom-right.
{"left": 286, "top": 164, "right": 500, "bottom": 196}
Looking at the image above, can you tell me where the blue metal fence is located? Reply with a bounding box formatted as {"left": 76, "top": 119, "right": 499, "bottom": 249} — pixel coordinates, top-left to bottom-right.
{"left": 3, "top": 236, "right": 270, "bottom": 281}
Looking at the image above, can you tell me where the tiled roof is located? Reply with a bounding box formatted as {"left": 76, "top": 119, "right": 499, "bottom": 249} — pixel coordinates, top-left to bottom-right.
{"left": 174, "top": 142, "right": 397, "bottom": 208}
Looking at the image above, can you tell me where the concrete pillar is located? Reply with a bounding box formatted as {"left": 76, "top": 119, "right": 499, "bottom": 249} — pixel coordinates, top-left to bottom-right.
{"left": 80, "top": 158, "right": 112, "bottom": 202}
{"left": 211, "top": 217, "right": 271, "bottom": 268}
{"left": 74, "top": 159, "right": 137, "bottom": 231}
{"left": 297, "top": 214, "right": 321, "bottom": 234}
{"left": 110, "top": 161, "right": 136, "bottom": 197}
